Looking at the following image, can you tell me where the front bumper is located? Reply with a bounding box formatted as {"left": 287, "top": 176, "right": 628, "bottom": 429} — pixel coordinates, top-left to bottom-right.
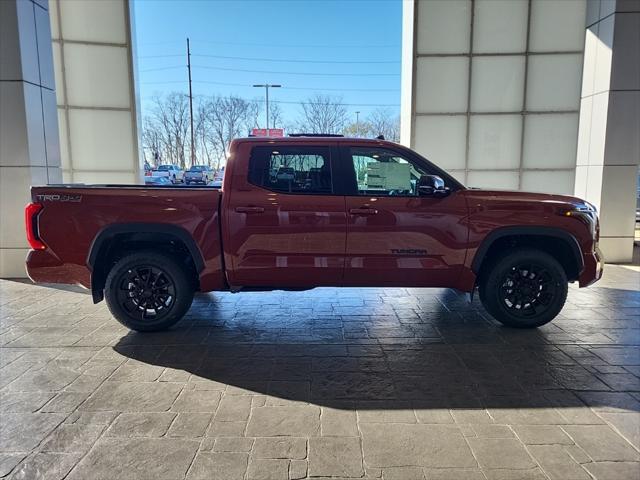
{"left": 579, "top": 246, "right": 604, "bottom": 287}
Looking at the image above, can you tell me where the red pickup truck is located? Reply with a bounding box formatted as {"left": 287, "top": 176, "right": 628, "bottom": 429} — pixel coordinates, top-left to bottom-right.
{"left": 25, "top": 136, "right": 603, "bottom": 332}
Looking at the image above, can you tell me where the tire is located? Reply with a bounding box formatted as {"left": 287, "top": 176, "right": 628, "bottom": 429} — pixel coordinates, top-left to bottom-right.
{"left": 478, "top": 248, "right": 567, "bottom": 328}
{"left": 104, "top": 251, "right": 194, "bottom": 332}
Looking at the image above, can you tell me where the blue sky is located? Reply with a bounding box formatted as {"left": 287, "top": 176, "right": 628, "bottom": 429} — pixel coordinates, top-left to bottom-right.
{"left": 132, "top": 0, "right": 402, "bottom": 127}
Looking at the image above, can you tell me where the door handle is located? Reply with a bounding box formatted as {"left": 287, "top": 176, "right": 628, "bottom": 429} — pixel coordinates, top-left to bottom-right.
{"left": 235, "top": 206, "right": 265, "bottom": 214}
{"left": 349, "top": 208, "right": 378, "bottom": 215}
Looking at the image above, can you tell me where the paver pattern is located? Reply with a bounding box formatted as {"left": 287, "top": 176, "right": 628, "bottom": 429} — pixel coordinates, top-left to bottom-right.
{"left": 0, "top": 265, "right": 639, "bottom": 479}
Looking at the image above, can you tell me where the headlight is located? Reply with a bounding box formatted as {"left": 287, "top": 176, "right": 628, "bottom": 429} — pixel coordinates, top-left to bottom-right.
{"left": 561, "top": 203, "right": 598, "bottom": 240}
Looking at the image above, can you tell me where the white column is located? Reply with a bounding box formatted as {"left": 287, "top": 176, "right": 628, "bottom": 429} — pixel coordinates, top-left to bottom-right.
{"left": 0, "top": 0, "right": 61, "bottom": 277}
{"left": 575, "top": 0, "right": 639, "bottom": 262}
{"left": 402, "top": 0, "right": 586, "bottom": 194}
{"left": 50, "top": 0, "right": 142, "bottom": 184}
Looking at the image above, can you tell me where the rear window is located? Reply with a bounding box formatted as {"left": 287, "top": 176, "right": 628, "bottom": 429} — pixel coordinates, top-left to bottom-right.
{"left": 189, "top": 166, "right": 206, "bottom": 172}
{"left": 157, "top": 165, "right": 171, "bottom": 171}
{"left": 248, "top": 146, "right": 332, "bottom": 194}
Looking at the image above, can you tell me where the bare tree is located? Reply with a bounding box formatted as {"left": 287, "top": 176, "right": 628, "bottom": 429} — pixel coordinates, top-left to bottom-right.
{"left": 142, "top": 118, "right": 163, "bottom": 166}
{"left": 142, "top": 93, "right": 191, "bottom": 168}
{"left": 365, "top": 108, "right": 400, "bottom": 142}
{"left": 203, "top": 95, "right": 259, "bottom": 169}
{"left": 268, "top": 102, "right": 284, "bottom": 130}
{"left": 296, "top": 94, "right": 347, "bottom": 134}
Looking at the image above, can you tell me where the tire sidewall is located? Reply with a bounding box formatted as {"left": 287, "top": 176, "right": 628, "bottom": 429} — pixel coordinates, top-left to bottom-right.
{"left": 480, "top": 249, "right": 568, "bottom": 328}
{"left": 104, "top": 251, "right": 194, "bottom": 332}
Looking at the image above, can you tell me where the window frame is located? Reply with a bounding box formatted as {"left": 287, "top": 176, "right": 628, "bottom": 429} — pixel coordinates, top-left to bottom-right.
{"left": 247, "top": 145, "right": 339, "bottom": 196}
{"left": 339, "top": 144, "right": 464, "bottom": 197}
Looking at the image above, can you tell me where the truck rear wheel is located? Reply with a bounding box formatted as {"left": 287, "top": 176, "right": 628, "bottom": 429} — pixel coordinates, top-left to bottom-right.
{"left": 104, "top": 251, "right": 194, "bottom": 332}
{"left": 478, "top": 248, "right": 567, "bottom": 328}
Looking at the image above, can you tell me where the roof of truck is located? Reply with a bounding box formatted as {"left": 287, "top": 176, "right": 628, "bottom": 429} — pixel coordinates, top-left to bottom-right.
{"left": 236, "top": 136, "right": 395, "bottom": 144}
{"left": 234, "top": 136, "right": 400, "bottom": 149}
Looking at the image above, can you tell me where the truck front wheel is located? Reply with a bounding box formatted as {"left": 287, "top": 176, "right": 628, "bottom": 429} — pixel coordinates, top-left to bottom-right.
{"left": 478, "top": 248, "right": 568, "bottom": 328}
{"left": 104, "top": 251, "right": 194, "bottom": 332}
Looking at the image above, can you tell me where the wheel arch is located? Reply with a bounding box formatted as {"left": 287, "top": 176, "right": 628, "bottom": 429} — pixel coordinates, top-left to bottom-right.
{"left": 87, "top": 223, "right": 205, "bottom": 303}
{"left": 471, "top": 226, "right": 584, "bottom": 282}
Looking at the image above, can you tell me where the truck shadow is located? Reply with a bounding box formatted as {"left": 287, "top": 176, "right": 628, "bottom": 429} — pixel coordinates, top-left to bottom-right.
{"left": 112, "top": 287, "right": 640, "bottom": 412}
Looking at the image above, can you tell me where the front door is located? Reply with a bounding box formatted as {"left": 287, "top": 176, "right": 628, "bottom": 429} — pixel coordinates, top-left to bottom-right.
{"left": 341, "top": 145, "right": 468, "bottom": 287}
{"left": 225, "top": 143, "right": 346, "bottom": 288}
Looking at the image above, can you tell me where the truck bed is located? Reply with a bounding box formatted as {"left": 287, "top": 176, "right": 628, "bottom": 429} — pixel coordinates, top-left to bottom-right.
{"left": 26, "top": 184, "right": 226, "bottom": 292}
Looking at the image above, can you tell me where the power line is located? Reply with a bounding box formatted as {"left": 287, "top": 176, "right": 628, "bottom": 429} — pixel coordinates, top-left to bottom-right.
{"left": 191, "top": 53, "right": 399, "bottom": 64}
{"left": 140, "top": 65, "right": 184, "bottom": 73}
{"left": 194, "top": 65, "right": 399, "bottom": 77}
{"left": 188, "top": 39, "right": 400, "bottom": 49}
{"left": 141, "top": 79, "right": 399, "bottom": 93}
{"left": 139, "top": 92, "right": 399, "bottom": 108}
{"left": 139, "top": 53, "right": 399, "bottom": 64}
{"left": 140, "top": 39, "right": 400, "bottom": 49}
{"left": 138, "top": 54, "right": 184, "bottom": 59}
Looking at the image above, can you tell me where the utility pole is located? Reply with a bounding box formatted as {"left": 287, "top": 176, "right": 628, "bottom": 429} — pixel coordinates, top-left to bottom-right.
{"left": 253, "top": 84, "right": 281, "bottom": 133}
{"left": 187, "top": 38, "right": 195, "bottom": 167}
{"left": 355, "top": 111, "right": 361, "bottom": 136}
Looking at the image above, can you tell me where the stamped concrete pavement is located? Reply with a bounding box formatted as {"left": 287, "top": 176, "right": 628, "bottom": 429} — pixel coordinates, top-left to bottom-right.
{"left": 0, "top": 264, "right": 639, "bottom": 479}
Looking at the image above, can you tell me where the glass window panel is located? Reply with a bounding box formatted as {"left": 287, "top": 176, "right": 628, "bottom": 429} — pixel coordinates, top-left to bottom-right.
{"left": 348, "top": 147, "right": 431, "bottom": 197}
{"left": 59, "top": 0, "right": 127, "bottom": 44}
{"left": 529, "top": 0, "right": 587, "bottom": 52}
{"left": 473, "top": 0, "right": 528, "bottom": 53}
{"left": 471, "top": 56, "right": 525, "bottom": 112}
{"left": 521, "top": 170, "right": 575, "bottom": 195}
{"left": 523, "top": 113, "right": 579, "bottom": 169}
{"left": 417, "top": 0, "right": 471, "bottom": 54}
{"left": 68, "top": 109, "right": 134, "bottom": 171}
{"left": 415, "top": 57, "right": 469, "bottom": 113}
{"left": 467, "top": 170, "right": 519, "bottom": 190}
{"left": 526, "top": 54, "right": 582, "bottom": 111}
{"left": 414, "top": 115, "right": 467, "bottom": 170}
{"left": 468, "top": 115, "right": 522, "bottom": 169}
{"left": 249, "top": 146, "right": 333, "bottom": 195}
{"left": 64, "top": 44, "right": 130, "bottom": 108}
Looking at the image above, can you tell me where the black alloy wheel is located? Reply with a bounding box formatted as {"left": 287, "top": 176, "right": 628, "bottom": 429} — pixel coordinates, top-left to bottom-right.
{"left": 479, "top": 248, "right": 568, "bottom": 328}
{"left": 105, "top": 251, "right": 194, "bottom": 331}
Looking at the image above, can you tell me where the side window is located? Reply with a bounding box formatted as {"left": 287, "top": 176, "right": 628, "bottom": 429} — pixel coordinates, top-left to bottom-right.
{"left": 248, "top": 146, "right": 333, "bottom": 194}
{"left": 349, "top": 147, "right": 429, "bottom": 196}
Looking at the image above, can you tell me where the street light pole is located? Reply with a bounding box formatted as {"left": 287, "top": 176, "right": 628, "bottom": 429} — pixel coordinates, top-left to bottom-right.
{"left": 253, "top": 84, "right": 281, "bottom": 133}
{"left": 187, "top": 38, "right": 195, "bottom": 167}
{"left": 355, "top": 111, "right": 361, "bottom": 136}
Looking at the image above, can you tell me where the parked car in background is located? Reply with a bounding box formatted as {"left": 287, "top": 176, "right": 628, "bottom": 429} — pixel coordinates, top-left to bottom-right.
{"left": 152, "top": 164, "right": 184, "bottom": 184}
{"left": 211, "top": 168, "right": 224, "bottom": 187}
{"left": 26, "top": 135, "right": 602, "bottom": 332}
{"left": 185, "top": 165, "right": 213, "bottom": 185}
{"left": 144, "top": 175, "right": 172, "bottom": 186}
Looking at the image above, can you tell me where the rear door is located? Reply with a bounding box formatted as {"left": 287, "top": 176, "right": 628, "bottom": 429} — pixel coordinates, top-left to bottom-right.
{"left": 224, "top": 142, "right": 347, "bottom": 288}
{"left": 341, "top": 145, "right": 468, "bottom": 287}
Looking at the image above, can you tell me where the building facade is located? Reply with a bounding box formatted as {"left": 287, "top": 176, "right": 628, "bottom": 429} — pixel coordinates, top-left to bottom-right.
{"left": 0, "top": 0, "right": 141, "bottom": 277}
{"left": 402, "top": 0, "right": 639, "bottom": 262}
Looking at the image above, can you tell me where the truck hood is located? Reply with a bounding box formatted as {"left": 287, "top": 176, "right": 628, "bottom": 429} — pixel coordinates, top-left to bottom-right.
{"left": 462, "top": 189, "right": 592, "bottom": 211}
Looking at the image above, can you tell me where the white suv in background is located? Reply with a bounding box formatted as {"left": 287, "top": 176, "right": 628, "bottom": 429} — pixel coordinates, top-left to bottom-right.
{"left": 152, "top": 164, "right": 184, "bottom": 184}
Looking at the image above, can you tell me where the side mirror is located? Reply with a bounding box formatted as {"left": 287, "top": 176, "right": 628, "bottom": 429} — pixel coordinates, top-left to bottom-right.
{"left": 418, "top": 175, "right": 448, "bottom": 196}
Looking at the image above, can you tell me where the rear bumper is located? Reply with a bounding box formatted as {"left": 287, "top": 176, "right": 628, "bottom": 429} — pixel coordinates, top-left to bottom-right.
{"left": 579, "top": 246, "right": 604, "bottom": 287}
{"left": 26, "top": 249, "right": 91, "bottom": 288}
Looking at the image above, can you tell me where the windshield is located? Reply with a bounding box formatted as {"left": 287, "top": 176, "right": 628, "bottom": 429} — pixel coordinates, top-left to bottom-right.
{"left": 189, "top": 166, "right": 206, "bottom": 172}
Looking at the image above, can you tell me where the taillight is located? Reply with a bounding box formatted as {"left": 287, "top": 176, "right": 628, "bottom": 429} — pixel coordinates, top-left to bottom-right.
{"left": 25, "top": 203, "right": 46, "bottom": 250}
